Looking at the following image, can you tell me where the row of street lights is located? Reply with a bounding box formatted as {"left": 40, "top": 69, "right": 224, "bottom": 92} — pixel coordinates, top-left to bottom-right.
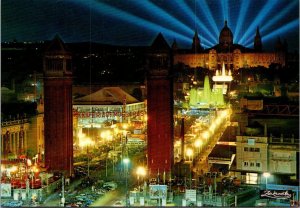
{"left": 79, "top": 137, "right": 95, "bottom": 177}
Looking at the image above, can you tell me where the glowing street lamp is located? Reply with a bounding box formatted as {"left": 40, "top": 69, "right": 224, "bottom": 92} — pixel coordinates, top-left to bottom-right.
{"left": 186, "top": 148, "right": 194, "bottom": 189}
{"left": 123, "top": 158, "right": 130, "bottom": 206}
{"left": 202, "top": 131, "right": 210, "bottom": 140}
{"left": 263, "top": 172, "right": 270, "bottom": 189}
{"left": 122, "top": 123, "right": 128, "bottom": 130}
{"left": 186, "top": 148, "right": 193, "bottom": 162}
{"left": 194, "top": 139, "right": 203, "bottom": 154}
{"left": 136, "top": 166, "right": 146, "bottom": 191}
{"left": 79, "top": 137, "right": 94, "bottom": 177}
{"left": 101, "top": 130, "right": 113, "bottom": 141}
{"left": 27, "top": 159, "right": 32, "bottom": 167}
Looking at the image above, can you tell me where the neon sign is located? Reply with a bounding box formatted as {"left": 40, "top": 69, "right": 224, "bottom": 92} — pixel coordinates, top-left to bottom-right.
{"left": 73, "top": 110, "right": 145, "bottom": 118}
{"left": 260, "top": 190, "right": 292, "bottom": 200}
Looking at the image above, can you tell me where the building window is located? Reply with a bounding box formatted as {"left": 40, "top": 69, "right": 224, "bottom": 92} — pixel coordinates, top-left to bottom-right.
{"left": 244, "top": 147, "right": 248, "bottom": 152}
{"left": 250, "top": 162, "right": 254, "bottom": 167}
{"left": 256, "top": 163, "right": 260, "bottom": 167}
{"left": 254, "top": 148, "right": 260, "bottom": 152}
{"left": 246, "top": 173, "right": 258, "bottom": 184}
{"left": 244, "top": 161, "right": 248, "bottom": 166}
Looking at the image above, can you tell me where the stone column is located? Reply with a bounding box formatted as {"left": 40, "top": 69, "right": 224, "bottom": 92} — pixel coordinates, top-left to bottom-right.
{"left": 12, "top": 133, "right": 15, "bottom": 155}
{"left": 1, "top": 135, "right": 3, "bottom": 157}
{"left": 16, "top": 132, "right": 19, "bottom": 156}
{"left": 24, "top": 131, "right": 27, "bottom": 150}
{"left": 9, "top": 133, "right": 12, "bottom": 153}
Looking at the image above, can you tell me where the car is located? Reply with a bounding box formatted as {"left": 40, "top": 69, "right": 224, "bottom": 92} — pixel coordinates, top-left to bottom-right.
{"left": 103, "top": 181, "right": 117, "bottom": 189}
{"left": 113, "top": 201, "right": 123, "bottom": 207}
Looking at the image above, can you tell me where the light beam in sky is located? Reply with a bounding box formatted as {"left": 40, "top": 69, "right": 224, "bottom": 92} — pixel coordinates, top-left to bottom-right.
{"left": 239, "top": 0, "right": 277, "bottom": 45}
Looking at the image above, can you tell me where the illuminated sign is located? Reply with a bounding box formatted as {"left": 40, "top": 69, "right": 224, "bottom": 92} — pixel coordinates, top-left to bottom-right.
{"left": 1, "top": 183, "right": 12, "bottom": 197}
{"left": 260, "top": 190, "right": 292, "bottom": 200}
{"left": 73, "top": 110, "right": 145, "bottom": 118}
{"left": 185, "top": 189, "right": 197, "bottom": 202}
{"left": 149, "top": 185, "right": 167, "bottom": 199}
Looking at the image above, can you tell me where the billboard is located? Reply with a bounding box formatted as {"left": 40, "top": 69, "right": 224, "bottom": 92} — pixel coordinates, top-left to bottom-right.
{"left": 1, "top": 183, "right": 12, "bottom": 197}
{"left": 185, "top": 189, "right": 197, "bottom": 202}
{"left": 149, "top": 185, "right": 167, "bottom": 199}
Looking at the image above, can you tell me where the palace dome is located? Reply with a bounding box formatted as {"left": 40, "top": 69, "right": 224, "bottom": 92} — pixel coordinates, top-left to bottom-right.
{"left": 219, "top": 21, "right": 233, "bottom": 46}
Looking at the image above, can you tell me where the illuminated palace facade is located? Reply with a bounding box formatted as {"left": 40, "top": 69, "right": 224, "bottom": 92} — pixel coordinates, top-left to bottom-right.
{"left": 173, "top": 21, "right": 286, "bottom": 70}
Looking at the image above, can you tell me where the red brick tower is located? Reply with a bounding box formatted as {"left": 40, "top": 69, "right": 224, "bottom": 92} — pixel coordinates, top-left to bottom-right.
{"left": 43, "top": 35, "right": 73, "bottom": 176}
{"left": 147, "top": 33, "right": 174, "bottom": 179}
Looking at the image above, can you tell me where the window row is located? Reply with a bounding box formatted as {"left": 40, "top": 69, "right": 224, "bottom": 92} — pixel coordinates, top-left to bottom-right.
{"left": 244, "top": 161, "right": 260, "bottom": 167}
{"left": 244, "top": 147, "right": 260, "bottom": 152}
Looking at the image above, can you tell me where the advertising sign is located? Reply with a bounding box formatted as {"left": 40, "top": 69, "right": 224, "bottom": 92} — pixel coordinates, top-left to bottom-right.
{"left": 129, "top": 197, "right": 134, "bottom": 205}
{"left": 185, "top": 189, "right": 197, "bottom": 202}
{"left": 149, "top": 185, "right": 167, "bottom": 199}
{"left": 0, "top": 183, "right": 12, "bottom": 197}
{"left": 140, "top": 197, "right": 144, "bottom": 206}
{"left": 260, "top": 190, "right": 293, "bottom": 200}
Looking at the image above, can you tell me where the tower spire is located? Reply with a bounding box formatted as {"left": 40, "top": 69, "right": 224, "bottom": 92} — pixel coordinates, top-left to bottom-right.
{"left": 192, "top": 30, "right": 203, "bottom": 53}
{"left": 254, "top": 26, "right": 262, "bottom": 52}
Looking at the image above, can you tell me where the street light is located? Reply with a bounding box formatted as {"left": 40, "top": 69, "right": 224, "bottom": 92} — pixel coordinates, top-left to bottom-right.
{"left": 263, "top": 172, "right": 270, "bottom": 189}
{"left": 136, "top": 166, "right": 146, "bottom": 192}
{"left": 186, "top": 149, "right": 193, "bottom": 189}
{"left": 123, "top": 158, "right": 130, "bottom": 206}
{"left": 79, "top": 137, "right": 94, "bottom": 177}
{"left": 194, "top": 139, "right": 203, "bottom": 155}
{"left": 186, "top": 148, "right": 193, "bottom": 162}
{"left": 202, "top": 131, "right": 209, "bottom": 140}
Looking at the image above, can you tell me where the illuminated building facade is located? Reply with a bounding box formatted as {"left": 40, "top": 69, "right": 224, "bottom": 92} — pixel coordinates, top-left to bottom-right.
{"left": 1, "top": 119, "right": 30, "bottom": 159}
{"left": 174, "top": 21, "right": 286, "bottom": 70}
{"left": 147, "top": 33, "right": 174, "bottom": 177}
{"left": 43, "top": 35, "right": 73, "bottom": 176}
{"left": 72, "top": 87, "right": 145, "bottom": 144}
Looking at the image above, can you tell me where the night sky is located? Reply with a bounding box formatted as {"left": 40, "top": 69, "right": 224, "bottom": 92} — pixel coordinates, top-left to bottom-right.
{"left": 2, "top": 0, "right": 299, "bottom": 51}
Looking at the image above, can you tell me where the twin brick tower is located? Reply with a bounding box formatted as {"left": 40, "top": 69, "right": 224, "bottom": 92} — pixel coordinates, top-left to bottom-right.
{"left": 43, "top": 35, "right": 73, "bottom": 176}
{"left": 43, "top": 34, "right": 174, "bottom": 177}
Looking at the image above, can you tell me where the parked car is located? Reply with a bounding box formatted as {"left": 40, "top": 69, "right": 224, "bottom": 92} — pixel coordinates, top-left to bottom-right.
{"left": 103, "top": 181, "right": 117, "bottom": 190}
{"left": 113, "top": 200, "right": 123, "bottom": 207}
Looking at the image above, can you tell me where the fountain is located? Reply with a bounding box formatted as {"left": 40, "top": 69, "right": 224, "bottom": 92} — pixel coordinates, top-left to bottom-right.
{"left": 212, "top": 62, "right": 233, "bottom": 94}
{"left": 188, "top": 75, "right": 225, "bottom": 108}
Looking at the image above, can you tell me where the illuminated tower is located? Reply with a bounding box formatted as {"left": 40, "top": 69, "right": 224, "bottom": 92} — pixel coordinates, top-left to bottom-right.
{"left": 192, "top": 30, "right": 203, "bottom": 53}
{"left": 171, "top": 39, "right": 178, "bottom": 55}
{"left": 147, "top": 33, "right": 174, "bottom": 178}
{"left": 254, "top": 26, "right": 262, "bottom": 52}
{"left": 43, "top": 35, "right": 73, "bottom": 176}
{"left": 274, "top": 37, "right": 286, "bottom": 66}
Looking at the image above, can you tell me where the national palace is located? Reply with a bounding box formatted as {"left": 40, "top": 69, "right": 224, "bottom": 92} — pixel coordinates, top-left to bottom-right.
{"left": 173, "top": 21, "right": 287, "bottom": 70}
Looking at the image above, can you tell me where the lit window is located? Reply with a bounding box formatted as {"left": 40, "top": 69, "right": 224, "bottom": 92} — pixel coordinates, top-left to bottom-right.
{"left": 246, "top": 173, "right": 258, "bottom": 184}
